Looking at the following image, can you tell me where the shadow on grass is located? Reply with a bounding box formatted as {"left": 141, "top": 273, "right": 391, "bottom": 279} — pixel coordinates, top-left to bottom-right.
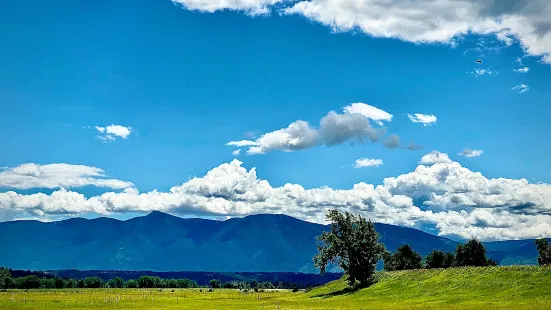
{"left": 310, "top": 286, "right": 361, "bottom": 298}
{"left": 310, "top": 280, "right": 381, "bottom": 299}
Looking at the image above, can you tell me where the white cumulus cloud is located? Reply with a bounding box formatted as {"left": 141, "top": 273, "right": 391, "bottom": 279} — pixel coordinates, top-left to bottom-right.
{"left": 172, "top": 0, "right": 551, "bottom": 64}
{"left": 354, "top": 158, "right": 383, "bottom": 168}
{"left": 95, "top": 124, "right": 132, "bottom": 142}
{"left": 420, "top": 150, "right": 453, "bottom": 165}
{"left": 1, "top": 157, "right": 551, "bottom": 241}
{"left": 227, "top": 103, "right": 388, "bottom": 154}
{"left": 343, "top": 102, "right": 393, "bottom": 125}
{"left": 408, "top": 113, "right": 438, "bottom": 126}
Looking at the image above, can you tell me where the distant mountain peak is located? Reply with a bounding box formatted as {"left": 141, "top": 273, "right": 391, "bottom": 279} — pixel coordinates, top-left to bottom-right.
{"left": 140, "top": 210, "right": 180, "bottom": 222}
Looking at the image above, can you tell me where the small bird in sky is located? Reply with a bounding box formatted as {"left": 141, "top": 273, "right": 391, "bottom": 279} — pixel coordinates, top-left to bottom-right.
{"left": 476, "top": 59, "right": 482, "bottom": 64}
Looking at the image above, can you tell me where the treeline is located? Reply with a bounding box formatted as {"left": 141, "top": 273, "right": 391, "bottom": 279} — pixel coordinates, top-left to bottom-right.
{"left": 0, "top": 270, "right": 311, "bottom": 291}
{"left": 314, "top": 209, "right": 551, "bottom": 288}
{"left": 383, "top": 239, "right": 498, "bottom": 271}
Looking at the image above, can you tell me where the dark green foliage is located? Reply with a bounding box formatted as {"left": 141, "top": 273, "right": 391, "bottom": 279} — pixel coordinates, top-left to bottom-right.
{"left": 54, "top": 277, "right": 65, "bottom": 289}
{"left": 455, "top": 239, "right": 493, "bottom": 267}
{"left": 314, "top": 209, "right": 385, "bottom": 287}
{"left": 18, "top": 276, "right": 40, "bottom": 289}
{"left": 84, "top": 277, "right": 103, "bottom": 288}
{"left": 125, "top": 279, "right": 138, "bottom": 288}
{"left": 164, "top": 279, "right": 179, "bottom": 288}
{"left": 425, "top": 250, "right": 454, "bottom": 269}
{"left": 209, "top": 279, "right": 221, "bottom": 288}
{"left": 250, "top": 280, "right": 258, "bottom": 288}
{"left": 383, "top": 244, "right": 422, "bottom": 271}
{"left": 535, "top": 239, "right": 551, "bottom": 266}
{"left": 65, "top": 279, "right": 77, "bottom": 288}
{"left": 107, "top": 276, "right": 124, "bottom": 288}
{"left": 137, "top": 276, "right": 161, "bottom": 288}
{"left": 178, "top": 278, "right": 198, "bottom": 288}
{"left": 487, "top": 259, "right": 498, "bottom": 266}
{"left": 77, "top": 279, "right": 85, "bottom": 288}
{"left": 40, "top": 278, "right": 55, "bottom": 289}
{"left": 0, "top": 267, "right": 10, "bottom": 289}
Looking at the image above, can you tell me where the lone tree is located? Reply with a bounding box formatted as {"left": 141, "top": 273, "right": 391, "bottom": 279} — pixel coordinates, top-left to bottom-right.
{"left": 313, "top": 209, "right": 385, "bottom": 287}
{"left": 425, "top": 250, "right": 454, "bottom": 269}
{"left": 383, "top": 244, "right": 422, "bottom": 271}
{"left": 535, "top": 239, "right": 551, "bottom": 266}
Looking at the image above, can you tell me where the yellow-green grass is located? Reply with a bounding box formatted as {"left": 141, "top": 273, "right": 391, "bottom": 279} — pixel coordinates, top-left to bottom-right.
{"left": 1, "top": 266, "right": 550, "bottom": 309}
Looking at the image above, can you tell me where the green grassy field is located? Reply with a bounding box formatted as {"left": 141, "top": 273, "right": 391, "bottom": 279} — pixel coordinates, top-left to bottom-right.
{"left": 1, "top": 266, "right": 550, "bottom": 309}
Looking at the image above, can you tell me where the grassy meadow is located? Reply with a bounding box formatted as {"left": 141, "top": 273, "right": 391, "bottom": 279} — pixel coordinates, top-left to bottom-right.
{"left": 1, "top": 266, "right": 551, "bottom": 309}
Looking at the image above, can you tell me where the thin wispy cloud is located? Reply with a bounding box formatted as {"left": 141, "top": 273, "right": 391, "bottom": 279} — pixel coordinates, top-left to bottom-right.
{"left": 471, "top": 68, "right": 497, "bottom": 77}
{"left": 408, "top": 113, "right": 437, "bottom": 126}
{"left": 511, "top": 84, "right": 529, "bottom": 94}
{"left": 458, "top": 149, "right": 483, "bottom": 158}
{"left": 0, "top": 163, "right": 133, "bottom": 190}
{"left": 513, "top": 67, "right": 530, "bottom": 73}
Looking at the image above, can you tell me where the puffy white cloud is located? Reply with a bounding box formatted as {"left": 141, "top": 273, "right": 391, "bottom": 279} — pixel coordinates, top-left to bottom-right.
{"left": 354, "top": 158, "right": 383, "bottom": 168}
{"left": 2, "top": 157, "right": 550, "bottom": 241}
{"left": 408, "top": 113, "right": 438, "bottom": 126}
{"left": 227, "top": 103, "right": 384, "bottom": 154}
{"left": 343, "top": 102, "right": 393, "bottom": 125}
{"left": 244, "top": 120, "right": 321, "bottom": 155}
{"left": 420, "top": 150, "right": 453, "bottom": 165}
{"left": 458, "top": 149, "right": 483, "bottom": 158}
{"left": 471, "top": 68, "right": 497, "bottom": 76}
{"left": 173, "top": 0, "right": 551, "bottom": 64}
{"left": 95, "top": 124, "right": 132, "bottom": 141}
{"left": 319, "top": 111, "right": 379, "bottom": 146}
{"left": 0, "top": 163, "right": 133, "bottom": 190}
{"left": 512, "top": 84, "right": 530, "bottom": 94}
{"left": 514, "top": 67, "right": 530, "bottom": 73}
{"left": 283, "top": 0, "right": 551, "bottom": 64}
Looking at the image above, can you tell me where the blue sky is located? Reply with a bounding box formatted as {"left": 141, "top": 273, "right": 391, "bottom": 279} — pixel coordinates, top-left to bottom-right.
{"left": 1, "top": 0, "right": 551, "bottom": 240}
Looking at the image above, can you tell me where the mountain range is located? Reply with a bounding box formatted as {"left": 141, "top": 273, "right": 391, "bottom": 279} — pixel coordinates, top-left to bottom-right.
{"left": 0, "top": 211, "right": 541, "bottom": 272}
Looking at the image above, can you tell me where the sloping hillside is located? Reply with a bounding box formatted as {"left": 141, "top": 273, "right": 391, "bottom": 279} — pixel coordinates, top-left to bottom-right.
{"left": 306, "top": 266, "right": 551, "bottom": 309}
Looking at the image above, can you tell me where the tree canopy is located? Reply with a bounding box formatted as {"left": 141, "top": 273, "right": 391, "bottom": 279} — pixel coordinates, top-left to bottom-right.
{"left": 425, "top": 250, "right": 454, "bottom": 269}
{"left": 535, "top": 239, "right": 551, "bottom": 266}
{"left": 313, "top": 209, "right": 385, "bottom": 287}
{"left": 384, "top": 244, "right": 422, "bottom": 271}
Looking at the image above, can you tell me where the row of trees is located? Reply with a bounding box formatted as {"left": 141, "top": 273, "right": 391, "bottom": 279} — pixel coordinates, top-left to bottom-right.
{"left": 0, "top": 273, "right": 200, "bottom": 290}
{"left": 383, "top": 241, "right": 497, "bottom": 272}
{"left": 314, "top": 210, "right": 551, "bottom": 288}
{"left": 0, "top": 270, "right": 308, "bottom": 290}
